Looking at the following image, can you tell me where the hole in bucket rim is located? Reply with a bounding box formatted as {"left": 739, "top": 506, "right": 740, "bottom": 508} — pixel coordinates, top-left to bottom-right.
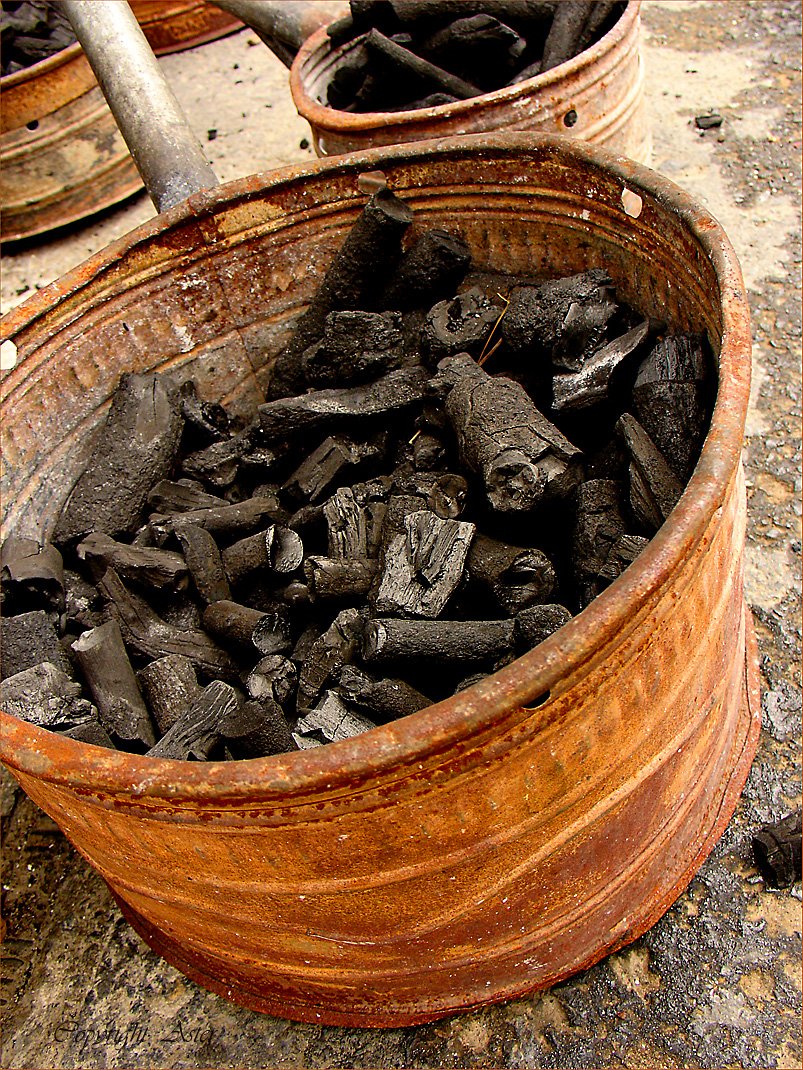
{"left": 26, "top": 119, "right": 39, "bottom": 131}
{"left": 563, "top": 109, "right": 578, "bottom": 128}
{"left": 621, "top": 188, "right": 643, "bottom": 218}
{"left": 520, "top": 691, "right": 551, "bottom": 712}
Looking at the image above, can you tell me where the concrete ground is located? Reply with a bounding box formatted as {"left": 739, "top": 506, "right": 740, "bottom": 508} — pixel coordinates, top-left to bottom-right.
{"left": 1, "top": 1, "right": 800, "bottom": 1067}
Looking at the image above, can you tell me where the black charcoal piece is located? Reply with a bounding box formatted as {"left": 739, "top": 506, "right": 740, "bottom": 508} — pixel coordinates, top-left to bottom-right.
{"left": 297, "top": 608, "right": 365, "bottom": 712}
{"left": 437, "top": 354, "right": 583, "bottom": 512}
{"left": 363, "top": 617, "right": 516, "bottom": 666}
{"left": 503, "top": 270, "right": 618, "bottom": 371}
{"left": 363, "top": 28, "right": 482, "bottom": 99}
{"left": 374, "top": 509, "right": 475, "bottom": 618}
{"left": 174, "top": 525, "right": 232, "bottom": 604}
{"left": 422, "top": 287, "right": 503, "bottom": 365}
{"left": 274, "top": 580, "right": 313, "bottom": 608}
{"left": 137, "top": 654, "right": 202, "bottom": 735}
{"left": 419, "top": 13, "right": 525, "bottom": 90}
{"left": 0, "top": 663, "right": 96, "bottom": 730}
{"left": 147, "top": 681, "right": 240, "bottom": 761}
{"left": 752, "top": 810, "right": 802, "bottom": 888}
{"left": 1, "top": 536, "right": 64, "bottom": 615}
{"left": 411, "top": 430, "right": 448, "bottom": 471}
{"left": 54, "top": 373, "right": 184, "bottom": 544}
{"left": 389, "top": 1, "right": 557, "bottom": 31}
{"left": 63, "top": 569, "right": 106, "bottom": 632}
{"left": 245, "top": 655, "right": 297, "bottom": 707}
{"left": 327, "top": 48, "right": 371, "bottom": 110}
{"left": 617, "top": 414, "right": 684, "bottom": 532}
{"left": 304, "top": 556, "right": 378, "bottom": 602}
{"left": 99, "top": 569, "right": 238, "bottom": 680}
{"left": 282, "top": 434, "right": 384, "bottom": 505}
{"left": 571, "top": 479, "right": 629, "bottom": 605}
{"left": 178, "top": 379, "right": 229, "bottom": 444}
{"left": 147, "top": 479, "right": 228, "bottom": 514}
{"left": 380, "top": 229, "right": 471, "bottom": 310}
{"left": 1, "top": 609, "right": 71, "bottom": 679}
{"left": 294, "top": 690, "right": 378, "bottom": 748}
{"left": 514, "top": 603, "right": 573, "bottom": 650}
{"left": 181, "top": 433, "right": 251, "bottom": 488}
{"left": 268, "top": 189, "right": 414, "bottom": 398}
{"left": 148, "top": 495, "right": 281, "bottom": 545}
{"left": 202, "top": 600, "right": 292, "bottom": 657}
{"left": 259, "top": 366, "right": 429, "bottom": 442}
{"left": 467, "top": 533, "right": 557, "bottom": 616}
{"left": 597, "top": 534, "right": 649, "bottom": 582}
{"left": 72, "top": 620, "right": 156, "bottom": 748}
{"left": 453, "top": 671, "right": 488, "bottom": 693}
{"left": 552, "top": 320, "right": 650, "bottom": 412}
{"left": 540, "top": 0, "right": 595, "bottom": 71}
{"left": 632, "top": 333, "right": 711, "bottom": 481}
{"left": 338, "top": 665, "right": 431, "bottom": 722}
{"left": 221, "top": 526, "right": 303, "bottom": 586}
{"left": 393, "top": 469, "right": 469, "bottom": 519}
{"left": 76, "top": 532, "right": 188, "bottom": 592}
{"left": 324, "top": 486, "right": 370, "bottom": 559}
{"left": 302, "top": 310, "right": 404, "bottom": 387}
{"left": 62, "top": 719, "right": 116, "bottom": 749}
{"left": 220, "top": 698, "right": 298, "bottom": 759}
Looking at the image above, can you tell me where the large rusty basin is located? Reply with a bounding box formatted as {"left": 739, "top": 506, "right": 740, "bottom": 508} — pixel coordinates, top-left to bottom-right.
{"left": 0, "top": 134, "right": 759, "bottom": 1028}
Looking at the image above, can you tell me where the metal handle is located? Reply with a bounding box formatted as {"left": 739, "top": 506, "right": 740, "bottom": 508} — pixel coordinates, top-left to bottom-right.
{"left": 211, "top": 0, "right": 347, "bottom": 68}
{"left": 63, "top": 0, "right": 218, "bottom": 213}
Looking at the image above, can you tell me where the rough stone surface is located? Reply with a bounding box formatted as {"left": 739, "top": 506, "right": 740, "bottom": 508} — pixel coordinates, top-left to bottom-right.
{"left": 1, "top": 4, "right": 801, "bottom": 1067}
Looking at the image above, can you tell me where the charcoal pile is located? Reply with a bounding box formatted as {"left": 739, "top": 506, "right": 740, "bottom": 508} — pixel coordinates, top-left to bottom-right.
{"left": 322, "top": 0, "right": 627, "bottom": 112}
{"left": 0, "top": 186, "right": 714, "bottom": 761}
{"left": 1, "top": 1, "right": 76, "bottom": 77}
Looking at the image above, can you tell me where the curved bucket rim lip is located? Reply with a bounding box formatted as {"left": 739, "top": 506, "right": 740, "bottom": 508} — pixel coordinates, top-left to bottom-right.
{"left": 0, "top": 40, "right": 85, "bottom": 90}
{"left": 289, "top": 0, "right": 641, "bottom": 133}
{"left": 0, "top": 131, "right": 751, "bottom": 801}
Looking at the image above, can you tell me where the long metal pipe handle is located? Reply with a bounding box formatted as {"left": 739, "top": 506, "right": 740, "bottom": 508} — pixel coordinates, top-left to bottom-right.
{"left": 212, "top": 1, "right": 348, "bottom": 68}
{"left": 63, "top": 0, "right": 217, "bottom": 213}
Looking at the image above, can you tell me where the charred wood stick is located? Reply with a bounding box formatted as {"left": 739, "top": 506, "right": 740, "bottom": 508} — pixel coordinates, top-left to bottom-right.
{"left": 467, "top": 533, "right": 557, "bottom": 615}
{"left": 147, "top": 681, "right": 240, "bottom": 761}
{"left": 571, "top": 479, "right": 628, "bottom": 602}
{"left": 98, "top": 569, "right": 239, "bottom": 680}
{"left": 245, "top": 654, "right": 297, "bottom": 708}
{"left": 220, "top": 698, "right": 298, "bottom": 758}
{"left": 174, "top": 525, "right": 232, "bottom": 604}
{"left": 1, "top": 536, "right": 64, "bottom": 615}
{"left": 221, "top": 526, "right": 304, "bottom": 586}
{"left": 297, "top": 608, "right": 365, "bottom": 712}
{"left": 282, "top": 434, "right": 384, "bottom": 505}
{"left": 0, "top": 663, "right": 96, "bottom": 730}
{"left": 1, "top": 610, "right": 72, "bottom": 679}
{"left": 540, "top": 0, "right": 596, "bottom": 72}
{"left": 54, "top": 373, "right": 184, "bottom": 544}
{"left": 301, "top": 311, "right": 404, "bottom": 388}
{"left": 148, "top": 494, "right": 282, "bottom": 545}
{"left": 77, "top": 532, "right": 188, "bottom": 591}
{"left": 363, "top": 616, "right": 516, "bottom": 666}
{"left": 181, "top": 433, "right": 252, "bottom": 489}
{"left": 259, "top": 366, "right": 429, "bottom": 443}
{"left": 552, "top": 321, "right": 650, "bottom": 412}
{"left": 62, "top": 718, "right": 116, "bottom": 749}
{"left": 379, "top": 229, "right": 471, "bottom": 312}
{"left": 147, "top": 479, "right": 228, "bottom": 514}
{"left": 324, "top": 486, "right": 370, "bottom": 559}
{"left": 268, "top": 189, "right": 414, "bottom": 398}
{"left": 617, "top": 414, "right": 684, "bottom": 532}
{"left": 72, "top": 620, "right": 157, "bottom": 748}
{"left": 514, "top": 603, "right": 573, "bottom": 650}
{"left": 202, "top": 600, "right": 293, "bottom": 658}
{"left": 597, "top": 534, "right": 650, "bottom": 582}
{"left": 437, "top": 354, "right": 583, "bottom": 512}
{"left": 752, "top": 810, "right": 802, "bottom": 888}
{"left": 305, "top": 556, "right": 378, "bottom": 602}
{"left": 422, "top": 287, "right": 504, "bottom": 365}
{"left": 338, "top": 664, "right": 431, "bottom": 722}
{"left": 363, "top": 29, "right": 482, "bottom": 99}
{"left": 419, "top": 14, "right": 525, "bottom": 90}
{"left": 137, "top": 654, "right": 202, "bottom": 735}
{"left": 294, "top": 690, "right": 377, "bottom": 748}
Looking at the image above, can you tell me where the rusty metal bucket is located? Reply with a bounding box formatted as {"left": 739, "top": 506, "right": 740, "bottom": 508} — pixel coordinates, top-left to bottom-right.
{"left": 0, "top": 43, "right": 143, "bottom": 244}
{"left": 130, "top": 0, "right": 242, "bottom": 54}
{"left": 290, "top": 0, "right": 650, "bottom": 160}
{"left": 0, "top": 133, "right": 759, "bottom": 1027}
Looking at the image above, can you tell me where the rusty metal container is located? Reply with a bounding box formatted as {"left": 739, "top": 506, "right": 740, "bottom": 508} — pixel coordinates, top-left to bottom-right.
{"left": 130, "top": 1, "right": 241, "bottom": 54}
{"left": 0, "top": 43, "right": 143, "bottom": 244}
{"left": 290, "top": 0, "right": 650, "bottom": 160}
{"left": 0, "top": 134, "right": 758, "bottom": 1028}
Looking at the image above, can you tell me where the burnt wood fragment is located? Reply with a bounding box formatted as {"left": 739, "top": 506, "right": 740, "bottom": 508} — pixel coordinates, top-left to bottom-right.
{"left": 62, "top": 719, "right": 116, "bottom": 749}
{"left": 571, "top": 479, "right": 629, "bottom": 604}
{"left": 389, "top": 1, "right": 556, "bottom": 31}
{"left": 422, "top": 287, "right": 503, "bottom": 365}
{"left": 260, "top": 366, "right": 429, "bottom": 443}
{"left": 1, "top": 610, "right": 72, "bottom": 679}
{"left": 54, "top": 373, "right": 184, "bottom": 544}
{"left": 268, "top": 189, "right": 414, "bottom": 398}
{"left": 297, "top": 608, "right": 365, "bottom": 712}
{"left": 181, "top": 433, "right": 252, "bottom": 489}
{"left": 147, "top": 680, "right": 240, "bottom": 761}
{"left": 220, "top": 698, "right": 298, "bottom": 758}
{"left": 419, "top": 14, "right": 525, "bottom": 90}
{"left": 72, "top": 620, "right": 156, "bottom": 748}
{"left": 294, "top": 690, "right": 377, "bottom": 748}
{"left": 617, "top": 414, "right": 684, "bottom": 532}
{"left": 467, "top": 533, "right": 557, "bottom": 615}
{"left": 540, "top": 0, "right": 595, "bottom": 71}
{"left": 174, "top": 525, "right": 231, "bottom": 604}
{"left": 148, "top": 494, "right": 282, "bottom": 545}
{"left": 1, "top": 536, "right": 64, "bottom": 616}
{"left": 302, "top": 310, "right": 404, "bottom": 387}
{"left": 437, "top": 354, "right": 583, "bottom": 512}
{"left": 752, "top": 810, "right": 802, "bottom": 888}
{"left": 338, "top": 665, "right": 431, "bottom": 722}
{"left": 282, "top": 434, "right": 385, "bottom": 505}
{"left": 575, "top": 0, "right": 621, "bottom": 52}
{"left": 374, "top": 509, "right": 475, "bottom": 618}
{"left": 363, "top": 28, "right": 482, "bottom": 99}
{"left": 324, "top": 486, "right": 369, "bottom": 559}
{"left": 221, "top": 526, "right": 304, "bottom": 586}
{"left": 178, "top": 379, "right": 230, "bottom": 445}
{"left": 99, "top": 569, "right": 239, "bottom": 680}
{"left": 245, "top": 654, "right": 297, "bottom": 708}
{"left": 137, "top": 654, "right": 202, "bottom": 735}
{"left": 202, "top": 600, "right": 293, "bottom": 657}
{"left": 304, "top": 556, "right": 378, "bottom": 602}
{"left": 392, "top": 468, "right": 469, "bottom": 519}
{"left": 77, "top": 532, "right": 188, "bottom": 592}
{"left": 503, "top": 270, "right": 618, "bottom": 371}
{"left": 363, "top": 616, "right": 516, "bottom": 666}
{"left": 411, "top": 430, "right": 449, "bottom": 471}
{"left": 0, "top": 663, "right": 96, "bottom": 730}
{"left": 514, "top": 603, "right": 573, "bottom": 650}
{"left": 552, "top": 320, "right": 650, "bottom": 412}
{"left": 380, "top": 229, "right": 471, "bottom": 311}
{"left": 597, "top": 534, "right": 649, "bottom": 582}
{"left": 147, "top": 479, "right": 228, "bottom": 514}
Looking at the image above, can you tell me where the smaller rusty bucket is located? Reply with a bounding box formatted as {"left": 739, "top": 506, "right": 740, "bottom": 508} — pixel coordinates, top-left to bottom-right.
{"left": 0, "top": 42, "right": 143, "bottom": 245}
{"left": 0, "top": 133, "right": 759, "bottom": 1028}
{"left": 130, "top": 0, "right": 242, "bottom": 54}
{"left": 290, "top": 0, "right": 650, "bottom": 160}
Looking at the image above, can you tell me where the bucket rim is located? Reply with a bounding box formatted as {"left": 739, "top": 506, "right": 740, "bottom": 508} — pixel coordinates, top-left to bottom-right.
{"left": 0, "top": 131, "right": 752, "bottom": 801}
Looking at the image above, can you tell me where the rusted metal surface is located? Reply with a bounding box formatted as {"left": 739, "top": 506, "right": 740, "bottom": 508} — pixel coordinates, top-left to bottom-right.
{"left": 290, "top": 1, "right": 650, "bottom": 161}
{"left": 0, "top": 135, "right": 758, "bottom": 1027}
{"left": 130, "top": 0, "right": 241, "bottom": 55}
{"left": 0, "top": 43, "right": 142, "bottom": 244}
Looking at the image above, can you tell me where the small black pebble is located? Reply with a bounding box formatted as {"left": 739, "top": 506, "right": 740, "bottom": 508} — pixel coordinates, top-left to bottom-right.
{"left": 695, "top": 113, "right": 723, "bottom": 129}
{"left": 300, "top": 138, "right": 310, "bottom": 150}
{"left": 207, "top": 129, "right": 218, "bottom": 141}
